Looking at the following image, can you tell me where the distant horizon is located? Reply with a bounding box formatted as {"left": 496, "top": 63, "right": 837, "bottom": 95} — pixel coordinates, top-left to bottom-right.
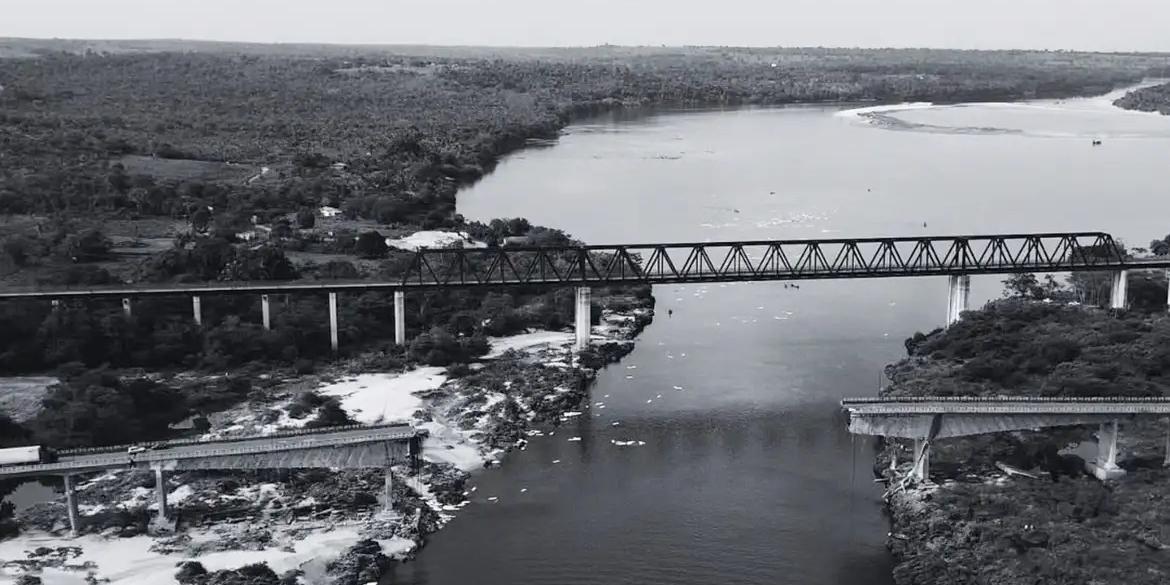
{"left": 3, "top": 36, "right": 1170, "bottom": 56}
{"left": 4, "top": 0, "right": 1170, "bottom": 54}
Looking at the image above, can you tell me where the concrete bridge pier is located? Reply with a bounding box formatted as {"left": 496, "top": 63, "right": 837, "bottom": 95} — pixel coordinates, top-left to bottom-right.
{"left": 63, "top": 474, "right": 80, "bottom": 537}
{"left": 945, "top": 275, "right": 970, "bottom": 328}
{"left": 261, "top": 294, "right": 271, "bottom": 331}
{"left": 575, "top": 287, "right": 592, "bottom": 351}
{"left": 1165, "top": 269, "right": 1170, "bottom": 312}
{"left": 121, "top": 297, "right": 132, "bottom": 317}
{"left": 1110, "top": 270, "right": 1128, "bottom": 309}
{"left": 1164, "top": 419, "right": 1170, "bottom": 467}
{"left": 153, "top": 466, "right": 172, "bottom": 530}
{"left": 192, "top": 295, "right": 202, "bottom": 326}
{"left": 1087, "top": 420, "right": 1126, "bottom": 480}
{"left": 384, "top": 467, "right": 395, "bottom": 513}
{"left": 394, "top": 291, "right": 406, "bottom": 346}
{"left": 911, "top": 438, "right": 930, "bottom": 482}
{"left": 329, "top": 292, "right": 339, "bottom": 352}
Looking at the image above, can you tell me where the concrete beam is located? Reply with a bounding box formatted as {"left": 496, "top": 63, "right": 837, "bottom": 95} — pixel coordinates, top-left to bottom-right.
{"left": 394, "top": 291, "right": 406, "bottom": 346}
{"left": 575, "top": 287, "right": 592, "bottom": 351}
{"left": 261, "top": 294, "right": 271, "bottom": 331}
{"left": 121, "top": 297, "right": 132, "bottom": 317}
{"left": 1110, "top": 270, "right": 1128, "bottom": 310}
{"left": 329, "top": 292, "right": 339, "bottom": 352}
{"left": 192, "top": 295, "right": 202, "bottom": 326}
{"left": 945, "top": 274, "right": 970, "bottom": 328}
{"left": 64, "top": 474, "right": 79, "bottom": 537}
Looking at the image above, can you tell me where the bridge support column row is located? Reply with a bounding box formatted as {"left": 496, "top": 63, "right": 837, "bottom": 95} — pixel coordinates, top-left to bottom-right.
{"left": 575, "top": 287, "right": 592, "bottom": 352}
{"left": 911, "top": 438, "right": 930, "bottom": 483}
{"left": 395, "top": 291, "right": 406, "bottom": 346}
{"left": 1110, "top": 270, "right": 1128, "bottom": 310}
{"left": 945, "top": 275, "right": 970, "bottom": 328}
{"left": 1087, "top": 420, "right": 1126, "bottom": 480}
{"left": 64, "top": 474, "right": 80, "bottom": 537}
{"left": 112, "top": 290, "right": 414, "bottom": 350}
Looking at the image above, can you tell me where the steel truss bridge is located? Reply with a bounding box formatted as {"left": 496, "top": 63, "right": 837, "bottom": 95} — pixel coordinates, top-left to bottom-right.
{"left": 0, "top": 232, "right": 1164, "bottom": 300}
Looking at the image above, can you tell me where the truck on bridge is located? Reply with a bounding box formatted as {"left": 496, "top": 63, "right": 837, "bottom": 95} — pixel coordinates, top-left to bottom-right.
{"left": 0, "top": 445, "right": 58, "bottom": 465}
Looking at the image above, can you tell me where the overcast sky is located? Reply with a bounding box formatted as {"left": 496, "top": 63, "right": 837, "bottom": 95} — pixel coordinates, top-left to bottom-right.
{"left": 2, "top": 0, "right": 1167, "bottom": 52}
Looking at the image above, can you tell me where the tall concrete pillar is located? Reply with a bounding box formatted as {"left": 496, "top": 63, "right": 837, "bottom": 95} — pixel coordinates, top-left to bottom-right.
{"left": 394, "top": 291, "right": 406, "bottom": 346}
{"left": 329, "top": 292, "right": 339, "bottom": 352}
{"left": 1165, "top": 269, "right": 1170, "bottom": 313}
{"left": 1087, "top": 420, "right": 1126, "bottom": 480}
{"left": 261, "top": 294, "right": 271, "bottom": 331}
{"left": 1110, "top": 270, "right": 1128, "bottom": 309}
{"left": 64, "top": 474, "right": 79, "bottom": 537}
{"left": 945, "top": 274, "right": 970, "bottom": 328}
{"left": 192, "top": 295, "right": 202, "bottom": 326}
{"left": 154, "top": 467, "right": 169, "bottom": 525}
{"left": 384, "top": 467, "right": 395, "bottom": 513}
{"left": 575, "top": 287, "right": 592, "bottom": 351}
{"left": 911, "top": 438, "right": 930, "bottom": 483}
{"left": 1164, "top": 419, "right": 1170, "bottom": 467}
{"left": 121, "top": 298, "right": 132, "bottom": 317}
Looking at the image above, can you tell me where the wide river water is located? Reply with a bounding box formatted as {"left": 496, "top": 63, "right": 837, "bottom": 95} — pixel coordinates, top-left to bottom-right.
{"left": 390, "top": 84, "right": 1170, "bottom": 585}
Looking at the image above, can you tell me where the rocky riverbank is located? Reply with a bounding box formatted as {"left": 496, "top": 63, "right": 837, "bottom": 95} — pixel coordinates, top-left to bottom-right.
{"left": 0, "top": 293, "right": 653, "bottom": 585}
{"left": 876, "top": 299, "right": 1170, "bottom": 585}
{"left": 1114, "top": 80, "right": 1170, "bottom": 115}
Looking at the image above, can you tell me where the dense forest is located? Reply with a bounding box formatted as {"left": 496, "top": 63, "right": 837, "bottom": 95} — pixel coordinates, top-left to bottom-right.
{"left": 0, "top": 42, "right": 1169, "bottom": 455}
{"left": 1114, "top": 80, "right": 1170, "bottom": 114}
{"left": 884, "top": 280, "right": 1170, "bottom": 585}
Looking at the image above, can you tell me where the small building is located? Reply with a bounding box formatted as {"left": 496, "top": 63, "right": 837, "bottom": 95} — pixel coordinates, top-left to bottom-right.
{"left": 235, "top": 225, "right": 272, "bottom": 242}
{"left": 503, "top": 236, "right": 533, "bottom": 247}
{"left": 320, "top": 206, "right": 341, "bottom": 218}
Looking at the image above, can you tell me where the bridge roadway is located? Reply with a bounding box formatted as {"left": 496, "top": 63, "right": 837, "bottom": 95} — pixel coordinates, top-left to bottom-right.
{"left": 0, "top": 424, "right": 425, "bottom": 535}
{"left": 2, "top": 231, "right": 1165, "bottom": 351}
{"left": 0, "top": 423, "right": 422, "bottom": 479}
{"left": 0, "top": 232, "right": 1161, "bottom": 299}
{"left": 841, "top": 396, "right": 1170, "bottom": 482}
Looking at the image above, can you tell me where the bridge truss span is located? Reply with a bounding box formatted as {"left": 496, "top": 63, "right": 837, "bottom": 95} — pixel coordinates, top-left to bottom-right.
{"left": 402, "top": 232, "right": 1134, "bottom": 287}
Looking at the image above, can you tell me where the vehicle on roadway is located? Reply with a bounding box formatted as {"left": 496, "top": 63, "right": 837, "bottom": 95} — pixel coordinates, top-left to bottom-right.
{"left": 0, "top": 445, "right": 58, "bottom": 465}
{"left": 127, "top": 442, "right": 169, "bottom": 455}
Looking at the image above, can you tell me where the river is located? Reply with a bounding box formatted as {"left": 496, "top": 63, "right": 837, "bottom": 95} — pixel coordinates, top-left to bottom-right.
{"left": 390, "top": 85, "right": 1170, "bottom": 584}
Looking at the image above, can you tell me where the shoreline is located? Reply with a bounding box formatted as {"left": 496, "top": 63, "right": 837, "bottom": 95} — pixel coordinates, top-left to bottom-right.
{"left": 875, "top": 300, "right": 1170, "bottom": 585}
{"left": 0, "top": 294, "right": 654, "bottom": 584}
